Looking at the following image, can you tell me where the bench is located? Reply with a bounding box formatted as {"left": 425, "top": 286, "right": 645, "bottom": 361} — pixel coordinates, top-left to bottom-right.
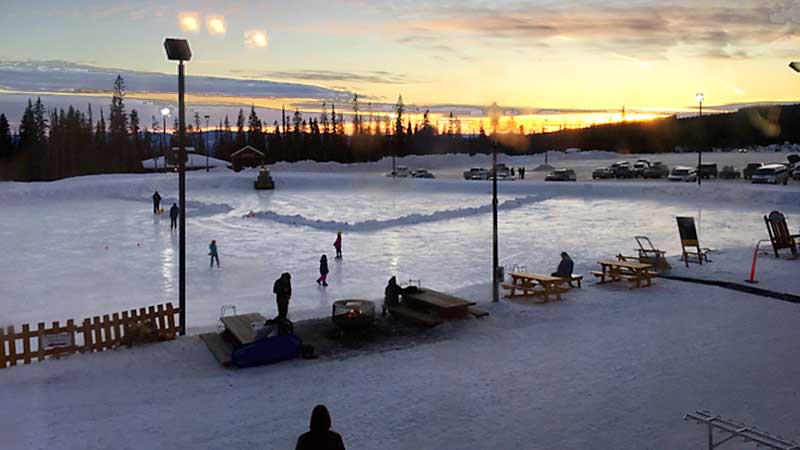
{"left": 200, "top": 332, "right": 235, "bottom": 366}
{"left": 560, "top": 274, "right": 583, "bottom": 288}
{"left": 387, "top": 304, "right": 443, "bottom": 327}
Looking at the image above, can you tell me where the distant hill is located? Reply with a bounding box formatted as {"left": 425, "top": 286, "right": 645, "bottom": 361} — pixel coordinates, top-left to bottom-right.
{"left": 526, "top": 104, "right": 800, "bottom": 154}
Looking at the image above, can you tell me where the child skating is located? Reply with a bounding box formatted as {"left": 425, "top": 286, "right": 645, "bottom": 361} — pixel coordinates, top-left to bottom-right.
{"left": 209, "top": 240, "right": 220, "bottom": 269}
{"left": 333, "top": 231, "right": 342, "bottom": 259}
{"left": 316, "top": 254, "right": 329, "bottom": 286}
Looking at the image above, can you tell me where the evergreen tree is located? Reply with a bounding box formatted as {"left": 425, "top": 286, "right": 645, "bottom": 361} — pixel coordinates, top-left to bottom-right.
{"left": 352, "top": 93, "right": 360, "bottom": 134}
{"left": 320, "top": 102, "right": 329, "bottom": 135}
{"left": 18, "top": 100, "right": 37, "bottom": 150}
{"left": 395, "top": 95, "right": 405, "bottom": 136}
{"left": 235, "top": 109, "right": 246, "bottom": 148}
{"left": 292, "top": 109, "right": 302, "bottom": 134}
{"left": 33, "top": 97, "right": 48, "bottom": 143}
{"left": 130, "top": 109, "right": 141, "bottom": 150}
{"left": 247, "top": 105, "right": 263, "bottom": 150}
{"left": 95, "top": 109, "right": 107, "bottom": 146}
{"left": 0, "top": 113, "right": 12, "bottom": 158}
{"left": 108, "top": 75, "right": 129, "bottom": 169}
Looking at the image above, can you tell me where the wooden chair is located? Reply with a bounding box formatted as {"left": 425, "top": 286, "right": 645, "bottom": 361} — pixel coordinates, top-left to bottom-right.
{"left": 634, "top": 236, "right": 671, "bottom": 271}
{"left": 764, "top": 211, "right": 799, "bottom": 258}
{"left": 676, "top": 217, "right": 711, "bottom": 267}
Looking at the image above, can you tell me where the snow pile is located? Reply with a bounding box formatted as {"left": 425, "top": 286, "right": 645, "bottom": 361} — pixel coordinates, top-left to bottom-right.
{"left": 244, "top": 194, "right": 550, "bottom": 232}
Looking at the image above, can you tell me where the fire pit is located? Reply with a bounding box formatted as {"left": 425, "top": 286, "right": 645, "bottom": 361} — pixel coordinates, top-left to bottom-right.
{"left": 331, "top": 299, "right": 375, "bottom": 331}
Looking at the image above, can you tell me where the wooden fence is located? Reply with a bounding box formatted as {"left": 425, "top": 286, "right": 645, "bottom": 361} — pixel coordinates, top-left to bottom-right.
{"left": 0, "top": 303, "right": 180, "bottom": 369}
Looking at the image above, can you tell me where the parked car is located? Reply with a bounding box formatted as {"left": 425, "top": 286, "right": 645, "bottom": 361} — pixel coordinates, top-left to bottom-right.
{"left": 412, "top": 168, "right": 435, "bottom": 179}
{"left": 387, "top": 166, "right": 412, "bottom": 177}
{"left": 490, "top": 163, "right": 513, "bottom": 180}
{"left": 592, "top": 166, "right": 615, "bottom": 179}
{"left": 698, "top": 163, "right": 718, "bottom": 179}
{"left": 642, "top": 162, "right": 669, "bottom": 179}
{"left": 718, "top": 166, "right": 741, "bottom": 179}
{"left": 545, "top": 168, "right": 577, "bottom": 182}
{"left": 751, "top": 164, "right": 790, "bottom": 185}
{"left": 668, "top": 166, "right": 697, "bottom": 182}
{"left": 463, "top": 167, "right": 489, "bottom": 180}
{"left": 632, "top": 159, "right": 651, "bottom": 177}
{"left": 742, "top": 162, "right": 764, "bottom": 180}
{"left": 614, "top": 164, "right": 635, "bottom": 179}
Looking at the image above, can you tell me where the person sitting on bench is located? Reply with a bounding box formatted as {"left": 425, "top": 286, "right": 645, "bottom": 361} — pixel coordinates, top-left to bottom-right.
{"left": 382, "top": 276, "right": 407, "bottom": 316}
{"left": 551, "top": 252, "right": 574, "bottom": 278}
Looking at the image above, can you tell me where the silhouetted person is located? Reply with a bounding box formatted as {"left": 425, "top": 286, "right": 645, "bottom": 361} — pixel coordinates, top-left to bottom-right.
{"left": 316, "top": 254, "right": 329, "bottom": 286}
{"left": 295, "top": 405, "right": 345, "bottom": 450}
{"left": 333, "top": 232, "right": 342, "bottom": 259}
{"left": 519, "top": 167, "right": 526, "bottom": 179}
{"left": 152, "top": 191, "right": 161, "bottom": 214}
{"left": 273, "top": 273, "right": 292, "bottom": 320}
{"left": 169, "top": 203, "right": 179, "bottom": 230}
{"left": 382, "top": 276, "right": 406, "bottom": 316}
{"left": 551, "top": 252, "right": 574, "bottom": 278}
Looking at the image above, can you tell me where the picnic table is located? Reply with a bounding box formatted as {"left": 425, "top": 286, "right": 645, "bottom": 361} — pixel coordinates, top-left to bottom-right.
{"left": 501, "top": 272, "right": 573, "bottom": 302}
{"left": 220, "top": 313, "right": 267, "bottom": 345}
{"left": 401, "top": 288, "right": 477, "bottom": 319}
{"left": 593, "top": 260, "right": 655, "bottom": 288}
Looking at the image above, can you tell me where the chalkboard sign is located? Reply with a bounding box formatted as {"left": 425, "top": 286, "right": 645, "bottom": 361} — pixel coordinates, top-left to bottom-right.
{"left": 676, "top": 217, "right": 698, "bottom": 243}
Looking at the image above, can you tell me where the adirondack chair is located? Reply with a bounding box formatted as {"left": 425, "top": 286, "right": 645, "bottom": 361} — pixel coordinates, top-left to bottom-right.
{"left": 634, "top": 236, "right": 671, "bottom": 271}
{"left": 764, "top": 211, "right": 799, "bottom": 258}
{"left": 676, "top": 217, "right": 711, "bottom": 267}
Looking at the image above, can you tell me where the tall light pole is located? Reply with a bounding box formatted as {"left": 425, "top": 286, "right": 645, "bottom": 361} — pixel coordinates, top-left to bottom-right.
{"left": 204, "top": 114, "right": 210, "bottom": 172}
{"left": 160, "top": 107, "right": 170, "bottom": 171}
{"left": 164, "top": 38, "right": 191, "bottom": 336}
{"left": 488, "top": 103, "right": 502, "bottom": 303}
{"left": 695, "top": 93, "right": 704, "bottom": 186}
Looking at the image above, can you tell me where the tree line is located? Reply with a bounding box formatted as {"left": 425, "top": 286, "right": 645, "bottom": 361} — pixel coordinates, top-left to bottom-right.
{"left": 1, "top": 74, "right": 799, "bottom": 181}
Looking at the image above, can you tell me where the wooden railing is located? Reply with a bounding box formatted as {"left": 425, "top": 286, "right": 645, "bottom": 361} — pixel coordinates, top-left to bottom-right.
{"left": 0, "top": 303, "right": 180, "bottom": 369}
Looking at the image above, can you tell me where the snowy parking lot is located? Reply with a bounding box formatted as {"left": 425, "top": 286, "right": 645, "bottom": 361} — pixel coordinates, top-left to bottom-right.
{"left": 1, "top": 152, "right": 799, "bottom": 450}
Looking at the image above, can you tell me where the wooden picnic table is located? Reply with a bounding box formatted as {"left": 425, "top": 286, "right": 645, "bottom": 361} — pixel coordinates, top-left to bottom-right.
{"left": 220, "top": 313, "right": 267, "bottom": 345}
{"left": 593, "top": 260, "right": 655, "bottom": 288}
{"left": 502, "top": 272, "right": 571, "bottom": 302}
{"left": 401, "top": 288, "right": 477, "bottom": 319}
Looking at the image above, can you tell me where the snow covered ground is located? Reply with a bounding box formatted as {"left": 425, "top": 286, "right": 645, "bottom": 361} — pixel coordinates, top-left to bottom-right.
{"left": 1, "top": 152, "right": 799, "bottom": 450}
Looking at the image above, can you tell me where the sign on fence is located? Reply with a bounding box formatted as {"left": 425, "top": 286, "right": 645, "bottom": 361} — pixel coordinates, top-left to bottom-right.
{"left": 43, "top": 332, "right": 72, "bottom": 349}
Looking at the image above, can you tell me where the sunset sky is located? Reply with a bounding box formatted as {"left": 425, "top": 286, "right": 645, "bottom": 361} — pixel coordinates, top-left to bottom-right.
{"left": 2, "top": 0, "right": 800, "bottom": 132}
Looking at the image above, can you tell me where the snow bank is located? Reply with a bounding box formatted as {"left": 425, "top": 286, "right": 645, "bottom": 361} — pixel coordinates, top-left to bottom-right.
{"left": 244, "top": 194, "right": 550, "bottom": 232}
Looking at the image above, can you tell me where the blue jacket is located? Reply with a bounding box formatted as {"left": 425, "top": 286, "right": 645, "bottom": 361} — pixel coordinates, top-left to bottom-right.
{"left": 209, "top": 243, "right": 217, "bottom": 255}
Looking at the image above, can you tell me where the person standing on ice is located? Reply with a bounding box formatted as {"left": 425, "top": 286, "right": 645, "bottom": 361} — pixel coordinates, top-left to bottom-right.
{"left": 169, "top": 203, "right": 179, "bottom": 230}
{"left": 333, "top": 231, "right": 343, "bottom": 259}
{"left": 551, "top": 252, "right": 574, "bottom": 278}
{"left": 209, "top": 240, "right": 220, "bottom": 268}
{"left": 316, "top": 254, "right": 329, "bottom": 286}
{"left": 295, "top": 404, "right": 346, "bottom": 450}
{"left": 273, "top": 272, "right": 292, "bottom": 320}
{"left": 152, "top": 191, "right": 162, "bottom": 214}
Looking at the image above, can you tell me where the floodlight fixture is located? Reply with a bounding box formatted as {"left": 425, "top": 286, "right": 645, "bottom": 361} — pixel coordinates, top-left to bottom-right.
{"left": 789, "top": 62, "right": 800, "bottom": 73}
{"left": 163, "top": 38, "right": 192, "bottom": 62}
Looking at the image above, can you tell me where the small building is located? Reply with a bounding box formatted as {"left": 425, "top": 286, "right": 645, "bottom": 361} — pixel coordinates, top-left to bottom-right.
{"left": 230, "top": 146, "right": 265, "bottom": 172}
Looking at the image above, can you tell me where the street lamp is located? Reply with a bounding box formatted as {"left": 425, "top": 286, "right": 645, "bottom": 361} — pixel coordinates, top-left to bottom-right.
{"left": 164, "top": 37, "right": 191, "bottom": 336}
{"left": 204, "top": 114, "right": 210, "bottom": 172}
{"left": 160, "top": 107, "right": 170, "bottom": 171}
{"left": 487, "top": 103, "right": 502, "bottom": 303}
{"left": 695, "top": 92, "right": 704, "bottom": 187}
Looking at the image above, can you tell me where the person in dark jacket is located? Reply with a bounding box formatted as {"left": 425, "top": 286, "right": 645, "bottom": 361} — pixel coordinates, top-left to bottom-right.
{"left": 169, "top": 203, "right": 179, "bottom": 230}
{"left": 295, "top": 405, "right": 345, "bottom": 450}
{"left": 273, "top": 273, "right": 292, "bottom": 320}
{"left": 551, "top": 252, "right": 574, "bottom": 278}
{"left": 333, "top": 232, "right": 342, "bottom": 259}
{"left": 316, "top": 255, "right": 329, "bottom": 286}
{"left": 381, "top": 276, "right": 405, "bottom": 316}
{"left": 152, "top": 191, "right": 162, "bottom": 214}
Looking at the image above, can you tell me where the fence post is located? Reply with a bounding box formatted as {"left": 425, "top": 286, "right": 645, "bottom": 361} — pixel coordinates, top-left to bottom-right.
{"left": 66, "top": 319, "right": 76, "bottom": 354}
{"left": 21, "top": 324, "right": 31, "bottom": 365}
{"left": 0, "top": 327, "right": 6, "bottom": 369}
{"left": 92, "top": 317, "right": 102, "bottom": 352}
{"left": 36, "top": 323, "right": 45, "bottom": 362}
{"left": 102, "top": 315, "right": 112, "bottom": 350}
{"left": 82, "top": 318, "right": 92, "bottom": 352}
{"left": 7, "top": 326, "right": 16, "bottom": 367}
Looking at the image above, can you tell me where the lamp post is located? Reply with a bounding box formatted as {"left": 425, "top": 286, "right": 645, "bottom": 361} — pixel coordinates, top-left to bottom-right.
{"left": 488, "top": 103, "right": 502, "bottom": 303}
{"left": 204, "top": 114, "right": 210, "bottom": 172}
{"left": 160, "top": 107, "right": 170, "bottom": 171}
{"left": 695, "top": 93, "right": 704, "bottom": 186}
{"left": 164, "top": 38, "right": 191, "bottom": 336}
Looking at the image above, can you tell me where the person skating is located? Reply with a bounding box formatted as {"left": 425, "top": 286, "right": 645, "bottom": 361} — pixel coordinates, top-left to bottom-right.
{"left": 333, "top": 232, "right": 342, "bottom": 259}
{"left": 551, "top": 252, "right": 574, "bottom": 278}
{"left": 209, "top": 240, "right": 220, "bottom": 268}
{"left": 169, "top": 203, "right": 179, "bottom": 230}
{"left": 152, "top": 191, "right": 162, "bottom": 214}
{"left": 273, "top": 273, "right": 292, "bottom": 321}
{"left": 295, "top": 405, "right": 346, "bottom": 450}
{"left": 519, "top": 166, "right": 526, "bottom": 179}
{"left": 316, "top": 254, "right": 329, "bottom": 286}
